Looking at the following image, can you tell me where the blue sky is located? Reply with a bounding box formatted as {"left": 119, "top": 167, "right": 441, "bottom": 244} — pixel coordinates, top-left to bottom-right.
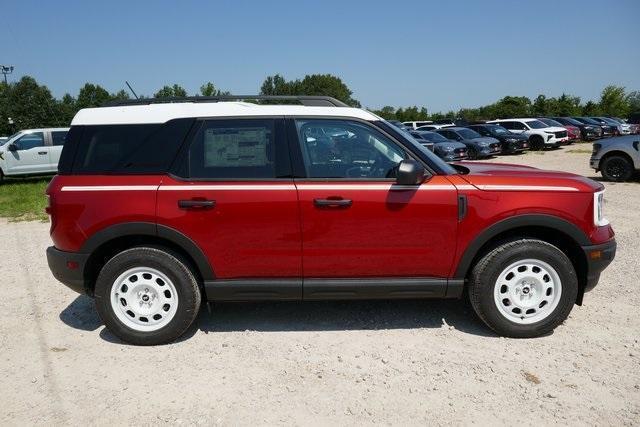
{"left": 2, "top": 0, "right": 639, "bottom": 112}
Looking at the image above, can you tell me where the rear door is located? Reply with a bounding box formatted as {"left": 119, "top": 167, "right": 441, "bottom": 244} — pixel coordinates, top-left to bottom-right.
{"left": 157, "top": 117, "right": 302, "bottom": 299}
{"left": 4, "top": 131, "right": 49, "bottom": 174}
{"left": 289, "top": 118, "right": 459, "bottom": 283}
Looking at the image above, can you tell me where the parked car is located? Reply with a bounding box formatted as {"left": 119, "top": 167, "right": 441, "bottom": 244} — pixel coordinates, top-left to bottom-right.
{"left": 488, "top": 119, "right": 568, "bottom": 150}
{"left": 610, "top": 117, "right": 638, "bottom": 134}
{"left": 593, "top": 117, "right": 631, "bottom": 135}
{"left": 590, "top": 135, "right": 640, "bottom": 181}
{"left": 403, "top": 121, "right": 433, "bottom": 130}
{"left": 417, "top": 124, "right": 452, "bottom": 131}
{"left": 434, "top": 127, "right": 501, "bottom": 159}
{"left": 0, "top": 128, "right": 69, "bottom": 182}
{"left": 537, "top": 118, "right": 580, "bottom": 143}
{"left": 410, "top": 130, "right": 468, "bottom": 162}
{"left": 388, "top": 120, "right": 412, "bottom": 131}
{"left": 573, "top": 117, "right": 615, "bottom": 138}
{"left": 0, "top": 136, "right": 9, "bottom": 144}
{"left": 46, "top": 95, "right": 616, "bottom": 345}
{"left": 466, "top": 124, "right": 529, "bottom": 154}
{"left": 551, "top": 117, "right": 602, "bottom": 140}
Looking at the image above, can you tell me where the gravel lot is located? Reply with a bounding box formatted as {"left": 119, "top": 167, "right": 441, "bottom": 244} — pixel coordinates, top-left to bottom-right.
{"left": 1, "top": 147, "right": 639, "bottom": 426}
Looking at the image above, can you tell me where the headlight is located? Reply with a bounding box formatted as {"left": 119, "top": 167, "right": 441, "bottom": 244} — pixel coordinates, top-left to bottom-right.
{"left": 593, "top": 190, "right": 609, "bottom": 226}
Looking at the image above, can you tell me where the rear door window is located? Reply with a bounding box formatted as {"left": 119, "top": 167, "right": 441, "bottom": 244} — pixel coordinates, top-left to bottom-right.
{"left": 174, "top": 118, "right": 290, "bottom": 180}
{"left": 51, "top": 131, "right": 68, "bottom": 146}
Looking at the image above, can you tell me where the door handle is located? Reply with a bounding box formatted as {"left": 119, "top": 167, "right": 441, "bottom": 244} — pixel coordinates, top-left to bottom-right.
{"left": 313, "top": 198, "right": 353, "bottom": 208}
{"left": 38, "top": 151, "right": 47, "bottom": 155}
{"left": 178, "top": 199, "right": 216, "bottom": 209}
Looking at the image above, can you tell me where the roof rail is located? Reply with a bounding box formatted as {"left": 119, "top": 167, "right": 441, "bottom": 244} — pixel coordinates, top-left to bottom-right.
{"left": 103, "top": 95, "right": 350, "bottom": 108}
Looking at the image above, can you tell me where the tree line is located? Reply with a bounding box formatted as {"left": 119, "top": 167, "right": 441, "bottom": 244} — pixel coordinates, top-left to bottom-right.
{"left": 0, "top": 73, "right": 638, "bottom": 136}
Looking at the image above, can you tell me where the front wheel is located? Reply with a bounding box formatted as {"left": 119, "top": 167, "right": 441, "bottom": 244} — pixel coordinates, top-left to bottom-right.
{"left": 529, "top": 136, "right": 544, "bottom": 151}
{"left": 600, "top": 155, "right": 634, "bottom": 182}
{"left": 468, "top": 239, "right": 578, "bottom": 338}
{"left": 94, "top": 247, "right": 201, "bottom": 345}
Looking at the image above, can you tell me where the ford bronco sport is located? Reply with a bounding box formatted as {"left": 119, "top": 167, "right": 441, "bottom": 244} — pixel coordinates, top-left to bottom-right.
{"left": 46, "top": 96, "right": 616, "bottom": 345}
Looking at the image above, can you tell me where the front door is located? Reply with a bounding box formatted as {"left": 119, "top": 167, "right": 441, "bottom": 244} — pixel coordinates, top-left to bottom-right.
{"left": 291, "top": 118, "right": 459, "bottom": 281}
{"left": 156, "top": 118, "right": 302, "bottom": 299}
{"left": 5, "top": 131, "right": 49, "bottom": 174}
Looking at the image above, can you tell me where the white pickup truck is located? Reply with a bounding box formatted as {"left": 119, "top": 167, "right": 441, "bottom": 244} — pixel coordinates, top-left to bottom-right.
{"left": 0, "top": 128, "right": 69, "bottom": 182}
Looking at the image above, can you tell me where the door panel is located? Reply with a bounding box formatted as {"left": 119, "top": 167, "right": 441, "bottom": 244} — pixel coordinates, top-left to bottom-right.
{"left": 296, "top": 176, "right": 459, "bottom": 278}
{"left": 157, "top": 118, "right": 301, "bottom": 279}
{"left": 5, "top": 132, "right": 48, "bottom": 174}
{"left": 290, "top": 118, "right": 459, "bottom": 279}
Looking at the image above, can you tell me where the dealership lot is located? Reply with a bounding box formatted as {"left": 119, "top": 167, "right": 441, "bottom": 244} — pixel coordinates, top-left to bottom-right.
{"left": 0, "top": 148, "right": 638, "bottom": 425}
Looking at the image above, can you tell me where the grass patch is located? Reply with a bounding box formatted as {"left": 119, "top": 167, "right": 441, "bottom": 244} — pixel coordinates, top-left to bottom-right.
{"left": 566, "top": 148, "right": 592, "bottom": 154}
{"left": 0, "top": 177, "right": 51, "bottom": 221}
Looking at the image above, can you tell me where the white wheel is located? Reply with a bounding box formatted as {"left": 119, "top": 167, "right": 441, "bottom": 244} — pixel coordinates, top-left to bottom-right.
{"left": 110, "top": 267, "right": 179, "bottom": 332}
{"left": 493, "top": 259, "right": 562, "bottom": 324}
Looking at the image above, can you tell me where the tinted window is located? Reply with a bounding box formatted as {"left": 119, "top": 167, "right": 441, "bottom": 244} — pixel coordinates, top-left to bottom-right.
{"left": 539, "top": 118, "right": 563, "bottom": 127}
{"left": 457, "top": 129, "right": 481, "bottom": 139}
{"left": 296, "top": 119, "right": 407, "bottom": 179}
{"left": 15, "top": 132, "right": 44, "bottom": 150}
{"left": 526, "top": 120, "right": 548, "bottom": 129}
{"left": 51, "top": 131, "right": 68, "bottom": 146}
{"left": 420, "top": 132, "right": 449, "bottom": 143}
{"left": 186, "top": 119, "right": 276, "bottom": 179}
{"left": 70, "top": 119, "right": 193, "bottom": 174}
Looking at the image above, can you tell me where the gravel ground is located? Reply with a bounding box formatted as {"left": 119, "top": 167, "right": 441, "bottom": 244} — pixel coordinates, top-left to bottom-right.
{"left": 0, "top": 147, "right": 639, "bottom": 426}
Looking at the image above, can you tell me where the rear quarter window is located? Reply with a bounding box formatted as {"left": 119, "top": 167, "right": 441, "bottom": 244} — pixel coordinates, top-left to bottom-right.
{"left": 64, "top": 119, "right": 194, "bottom": 174}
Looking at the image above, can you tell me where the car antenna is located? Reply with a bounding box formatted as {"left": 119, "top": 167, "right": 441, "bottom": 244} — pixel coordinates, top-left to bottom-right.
{"left": 125, "top": 81, "right": 139, "bottom": 99}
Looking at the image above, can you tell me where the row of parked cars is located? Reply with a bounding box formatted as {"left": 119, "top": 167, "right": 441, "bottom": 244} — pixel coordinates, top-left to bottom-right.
{"left": 387, "top": 116, "right": 639, "bottom": 164}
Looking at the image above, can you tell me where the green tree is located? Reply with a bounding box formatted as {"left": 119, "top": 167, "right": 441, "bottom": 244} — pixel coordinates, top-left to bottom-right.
{"left": 370, "top": 105, "right": 397, "bottom": 120}
{"left": 199, "top": 82, "right": 230, "bottom": 96}
{"left": 582, "top": 100, "right": 601, "bottom": 116}
{"left": 259, "top": 73, "right": 360, "bottom": 107}
{"left": 627, "top": 91, "right": 640, "bottom": 115}
{"left": 555, "top": 93, "right": 582, "bottom": 116}
{"left": 54, "top": 94, "right": 78, "bottom": 126}
{"left": 598, "top": 85, "right": 629, "bottom": 117}
{"left": 154, "top": 84, "right": 188, "bottom": 98}
{"left": 1, "top": 76, "right": 59, "bottom": 133}
{"left": 111, "top": 89, "right": 131, "bottom": 100}
{"left": 531, "top": 95, "right": 559, "bottom": 116}
{"left": 76, "top": 83, "right": 112, "bottom": 109}
{"left": 492, "top": 96, "right": 532, "bottom": 118}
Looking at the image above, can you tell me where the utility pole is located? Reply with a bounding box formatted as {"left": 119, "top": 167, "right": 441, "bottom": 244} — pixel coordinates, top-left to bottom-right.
{"left": 1, "top": 65, "right": 14, "bottom": 84}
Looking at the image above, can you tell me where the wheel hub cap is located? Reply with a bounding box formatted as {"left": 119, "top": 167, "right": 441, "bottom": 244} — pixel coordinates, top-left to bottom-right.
{"left": 493, "top": 259, "right": 562, "bottom": 324}
{"left": 110, "top": 267, "right": 179, "bottom": 332}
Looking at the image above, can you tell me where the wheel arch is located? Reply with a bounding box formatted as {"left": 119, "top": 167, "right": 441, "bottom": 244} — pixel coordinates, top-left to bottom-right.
{"left": 599, "top": 149, "right": 637, "bottom": 170}
{"left": 454, "top": 215, "right": 590, "bottom": 304}
{"left": 80, "top": 222, "right": 214, "bottom": 294}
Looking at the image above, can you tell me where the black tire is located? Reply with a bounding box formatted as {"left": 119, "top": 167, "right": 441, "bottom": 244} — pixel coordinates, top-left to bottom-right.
{"left": 600, "top": 155, "right": 634, "bottom": 182}
{"left": 529, "top": 135, "right": 544, "bottom": 151}
{"left": 94, "top": 247, "right": 201, "bottom": 345}
{"left": 467, "top": 147, "right": 478, "bottom": 160}
{"left": 468, "top": 239, "right": 578, "bottom": 338}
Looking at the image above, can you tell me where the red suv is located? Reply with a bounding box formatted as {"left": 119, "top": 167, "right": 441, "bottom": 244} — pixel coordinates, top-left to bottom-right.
{"left": 46, "top": 96, "right": 616, "bottom": 345}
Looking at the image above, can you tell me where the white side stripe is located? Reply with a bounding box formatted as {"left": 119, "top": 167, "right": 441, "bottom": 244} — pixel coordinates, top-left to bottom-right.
{"left": 159, "top": 185, "right": 296, "bottom": 191}
{"left": 477, "top": 185, "right": 579, "bottom": 192}
{"left": 61, "top": 185, "right": 158, "bottom": 192}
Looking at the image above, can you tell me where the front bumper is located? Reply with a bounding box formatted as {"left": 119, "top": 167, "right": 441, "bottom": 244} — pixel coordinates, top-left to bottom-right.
{"left": 581, "top": 239, "right": 616, "bottom": 294}
{"left": 46, "top": 246, "right": 90, "bottom": 295}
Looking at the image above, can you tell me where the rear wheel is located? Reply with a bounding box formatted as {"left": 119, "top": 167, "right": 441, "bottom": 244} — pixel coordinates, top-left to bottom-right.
{"left": 468, "top": 239, "right": 578, "bottom": 338}
{"left": 94, "top": 247, "right": 201, "bottom": 345}
{"left": 600, "top": 155, "right": 634, "bottom": 182}
{"left": 529, "top": 135, "right": 544, "bottom": 151}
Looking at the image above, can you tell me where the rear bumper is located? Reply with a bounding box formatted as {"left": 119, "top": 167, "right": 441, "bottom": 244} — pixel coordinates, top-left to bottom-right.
{"left": 46, "top": 246, "right": 89, "bottom": 295}
{"left": 581, "top": 239, "right": 616, "bottom": 294}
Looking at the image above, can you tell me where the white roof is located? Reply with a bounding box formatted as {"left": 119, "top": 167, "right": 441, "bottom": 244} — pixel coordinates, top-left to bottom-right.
{"left": 71, "top": 102, "right": 381, "bottom": 125}
{"left": 490, "top": 118, "right": 541, "bottom": 123}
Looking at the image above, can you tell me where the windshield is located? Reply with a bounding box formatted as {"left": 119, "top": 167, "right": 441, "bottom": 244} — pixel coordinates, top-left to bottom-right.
{"left": 526, "top": 120, "right": 548, "bottom": 129}
{"left": 600, "top": 117, "right": 619, "bottom": 125}
{"left": 419, "top": 132, "right": 449, "bottom": 142}
{"left": 486, "top": 125, "right": 510, "bottom": 135}
{"left": 383, "top": 121, "right": 457, "bottom": 174}
{"left": 559, "top": 117, "right": 582, "bottom": 126}
{"left": 457, "top": 129, "right": 481, "bottom": 139}
{"left": 579, "top": 117, "right": 601, "bottom": 125}
{"left": 539, "top": 118, "right": 563, "bottom": 127}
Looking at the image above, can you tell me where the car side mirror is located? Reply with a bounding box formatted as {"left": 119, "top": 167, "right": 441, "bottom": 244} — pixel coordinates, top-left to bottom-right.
{"left": 396, "top": 159, "right": 426, "bottom": 186}
{"left": 7, "top": 143, "right": 17, "bottom": 152}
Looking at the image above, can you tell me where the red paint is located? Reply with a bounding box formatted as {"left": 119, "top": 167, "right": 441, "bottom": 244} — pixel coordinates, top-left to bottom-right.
{"left": 47, "top": 161, "right": 615, "bottom": 280}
